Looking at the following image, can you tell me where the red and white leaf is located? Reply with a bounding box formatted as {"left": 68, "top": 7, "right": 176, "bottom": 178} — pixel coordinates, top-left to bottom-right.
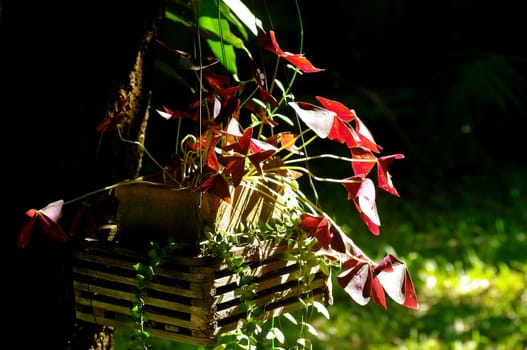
{"left": 353, "top": 178, "right": 380, "bottom": 235}
{"left": 39, "top": 199, "right": 64, "bottom": 222}
{"left": 315, "top": 96, "right": 356, "bottom": 122}
{"left": 376, "top": 255, "right": 419, "bottom": 309}
{"left": 337, "top": 261, "right": 372, "bottom": 306}
{"left": 353, "top": 112, "right": 381, "bottom": 153}
{"left": 17, "top": 200, "right": 67, "bottom": 248}
{"left": 289, "top": 101, "right": 334, "bottom": 138}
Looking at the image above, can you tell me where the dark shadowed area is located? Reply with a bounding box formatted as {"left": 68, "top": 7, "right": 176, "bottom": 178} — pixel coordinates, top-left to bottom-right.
{"left": 1, "top": 1, "right": 525, "bottom": 349}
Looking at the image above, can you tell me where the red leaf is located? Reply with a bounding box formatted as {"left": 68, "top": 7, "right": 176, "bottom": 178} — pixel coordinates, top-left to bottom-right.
{"left": 299, "top": 214, "right": 332, "bottom": 250}
{"left": 402, "top": 269, "right": 419, "bottom": 309}
{"left": 156, "top": 42, "right": 219, "bottom": 71}
{"left": 258, "top": 85, "right": 279, "bottom": 107}
{"left": 279, "top": 132, "right": 302, "bottom": 154}
{"left": 326, "top": 117, "right": 359, "bottom": 148}
{"left": 281, "top": 53, "right": 325, "bottom": 73}
{"left": 266, "top": 132, "right": 303, "bottom": 154}
{"left": 257, "top": 27, "right": 324, "bottom": 73}
{"left": 206, "top": 145, "right": 221, "bottom": 172}
{"left": 221, "top": 156, "right": 245, "bottom": 187}
{"left": 350, "top": 146, "right": 377, "bottom": 177}
{"left": 328, "top": 225, "right": 347, "bottom": 254}
{"left": 377, "top": 154, "right": 405, "bottom": 197}
{"left": 315, "top": 96, "right": 356, "bottom": 122}
{"left": 297, "top": 213, "right": 321, "bottom": 236}
{"left": 195, "top": 174, "right": 231, "bottom": 203}
{"left": 95, "top": 118, "right": 112, "bottom": 132}
{"left": 256, "top": 26, "right": 275, "bottom": 52}
{"left": 224, "top": 127, "right": 252, "bottom": 154}
{"left": 374, "top": 254, "right": 396, "bottom": 273}
{"left": 17, "top": 215, "right": 37, "bottom": 249}
{"left": 215, "top": 94, "right": 240, "bottom": 125}
{"left": 289, "top": 101, "right": 335, "bottom": 138}
{"left": 203, "top": 69, "right": 230, "bottom": 90}
{"left": 156, "top": 106, "right": 184, "bottom": 121}
{"left": 298, "top": 213, "right": 348, "bottom": 255}
{"left": 248, "top": 149, "right": 276, "bottom": 177}
{"left": 370, "top": 275, "right": 387, "bottom": 309}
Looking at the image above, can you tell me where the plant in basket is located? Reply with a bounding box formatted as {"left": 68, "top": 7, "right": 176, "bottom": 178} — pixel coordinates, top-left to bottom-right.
{"left": 17, "top": 1, "right": 418, "bottom": 348}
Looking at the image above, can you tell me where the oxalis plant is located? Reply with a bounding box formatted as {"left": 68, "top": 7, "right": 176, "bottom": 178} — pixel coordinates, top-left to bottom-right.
{"left": 16, "top": 0, "right": 419, "bottom": 349}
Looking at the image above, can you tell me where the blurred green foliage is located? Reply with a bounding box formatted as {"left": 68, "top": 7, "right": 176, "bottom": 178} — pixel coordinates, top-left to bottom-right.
{"left": 114, "top": 166, "right": 527, "bottom": 349}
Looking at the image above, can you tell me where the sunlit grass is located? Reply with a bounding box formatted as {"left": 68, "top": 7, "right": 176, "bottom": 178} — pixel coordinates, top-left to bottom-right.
{"left": 306, "top": 256, "right": 526, "bottom": 350}
{"left": 304, "top": 166, "right": 527, "bottom": 349}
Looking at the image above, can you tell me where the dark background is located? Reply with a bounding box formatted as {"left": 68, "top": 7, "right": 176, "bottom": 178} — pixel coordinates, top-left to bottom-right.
{"left": 1, "top": 1, "right": 526, "bottom": 348}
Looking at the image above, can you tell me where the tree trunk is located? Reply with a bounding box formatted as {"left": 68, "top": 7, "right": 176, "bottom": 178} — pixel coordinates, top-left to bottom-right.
{"left": 1, "top": 1, "right": 165, "bottom": 349}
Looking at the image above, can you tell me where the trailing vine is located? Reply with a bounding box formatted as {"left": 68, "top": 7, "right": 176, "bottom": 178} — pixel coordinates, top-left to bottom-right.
{"left": 203, "top": 209, "right": 331, "bottom": 350}
{"left": 130, "top": 238, "right": 182, "bottom": 350}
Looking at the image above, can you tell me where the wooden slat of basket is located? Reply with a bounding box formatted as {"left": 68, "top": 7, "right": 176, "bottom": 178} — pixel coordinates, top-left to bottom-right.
{"left": 149, "top": 328, "right": 217, "bottom": 346}
{"left": 152, "top": 266, "right": 216, "bottom": 283}
{"left": 90, "top": 240, "right": 293, "bottom": 267}
{"left": 74, "top": 265, "right": 215, "bottom": 299}
{"left": 73, "top": 250, "right": 137, "bottom": 271}
{"left": 75, "top": 296, "right": 130, "bottom": 317}
{"left": 143, "top": 294, "right": 215, "bottom": 316}
{"left": 212, "top": 257, "right": 296, "bottom": 287}
{"left": 143, "top": 311, "right": 199, "bottom": 331}
{"left": 213, "top": 275, "right": 327, "bottom": 321}
{"left": 73, "top": 249, "right": 322, "bottom": 314}
{"left": 72, "top": 266, "right": 137, "bottom": 286}
{"left": 209, "top": 286, "right": 328, "bottom": 337}
{"left": 251, "top": 264, "right": 320, "bottom": 292}
{"left": 73, "top": 280, "right": 133, "bottom": 301}
{"left": 75, "top": 250, "right": 217, "bottom": 283}
{"left": 209, "top": 264, "right": 321, "bottom": 307}
{"left": 147, "top": 280, "right": 215, "bottom": 298}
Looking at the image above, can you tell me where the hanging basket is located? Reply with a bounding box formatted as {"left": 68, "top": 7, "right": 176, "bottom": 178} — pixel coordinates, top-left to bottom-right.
{"left": 72, "top": 238, "right": 332, "bottom": 346}
{"left": 72, "top": 180, "right": 331, "bottom": 345}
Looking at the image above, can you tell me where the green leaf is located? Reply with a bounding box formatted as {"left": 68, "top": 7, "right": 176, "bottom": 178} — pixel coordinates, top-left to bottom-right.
{"left": 199, "top": 15, "right": 246, "bottom": 50}
{"left": 266, "top": 327, "right": 285, "bottom": 343}
{"left": 133, "top": 262, "right": 142, "bottom": 271}
{"left": 312, "top": 300, "right": 330, "bottom": 319}
{"left": 282, "top": 312, "right": 298, "bottom": 325}
{"left": 200, "top": 21, "right": 239, "bottom": 75}
{"left": 221, "top": 0, "right": 263, "bottom": 37}
{"left": 276, "top": 251, "right": 297, "bottom": 261}
{"left": 302, "top": 321, "right": 318, "bottom": 336}
{"left": 165, "top": 8, "right": 193, "bottom": 27}
{"left": 318, "top": 259, "right": 330, "bottom": 276}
